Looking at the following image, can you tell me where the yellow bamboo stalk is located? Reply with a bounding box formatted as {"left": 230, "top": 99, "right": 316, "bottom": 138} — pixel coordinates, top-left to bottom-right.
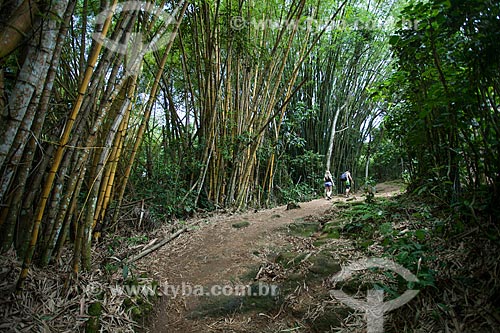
{"left": 16, "top": 0, "right": 118, "bottom": 291}
{"left": 100, "top": 108, "right": 130, "bottom": 217}
{"left": 93, "top": 79, "right": 135, "bottom": 241}
{"left": 111, "top": 1, "right": 188, "bottom": 225}
{"left": 92, "top": 78, "right": 134, "bottom": 225}
{"left": 93, "top": 152, "right": 115, "bottom": 227}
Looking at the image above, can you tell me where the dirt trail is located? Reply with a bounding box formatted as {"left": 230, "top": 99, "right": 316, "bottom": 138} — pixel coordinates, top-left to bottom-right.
{"left": 139, "top": 182, "right": 404, "bottom": 332}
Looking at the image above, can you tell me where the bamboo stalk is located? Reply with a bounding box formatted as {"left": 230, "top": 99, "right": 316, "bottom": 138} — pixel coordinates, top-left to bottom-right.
{"left": 111, "top": 1, "right": 188, "bottom": 225}
{"left": 16, "top": 0, "right": 118, "bottom": 291}
{"left": 0, "top": 0, "right": 68, "bottom": 203}
{"left": 93, "top": 105, "right": 131, "bottom": 241}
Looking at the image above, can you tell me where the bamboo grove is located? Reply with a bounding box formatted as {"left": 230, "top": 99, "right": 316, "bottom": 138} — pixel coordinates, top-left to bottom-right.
{"left": 3, "top": 0, "right": 497, "bottom": 291}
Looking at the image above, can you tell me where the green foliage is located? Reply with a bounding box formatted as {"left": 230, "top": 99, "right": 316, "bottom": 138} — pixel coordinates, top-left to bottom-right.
{"left": 88, "top": 302, "right": 103, "bottom": 317}
{"left": 120, "top": 276, "right": 158, "bottom": 322}
{"left": 341, "top": 202, "right": 387, "bottom": 237}
{"left": 279, "top": 101, "right": 323, "bottom": 191}
{"left": 334, "top": 198, "right": 436, "bottom": 290}
{"left": 103, "top": 235, "right": 148, "bottom": 275}
{"left": 85, "top": 302, "right": 102, "bottom": 332}
{"left": 364, "top": 127, "right": 405, "bottom": 182}
{"left": 276, "top": 181, "right": 317, "bottom": 205}
{"left": 126, "top": 235, "right": 149, "bottom": 246}
{"left": 384, "top": 0, "right": 500, "bottom": 208}
{"left": 287, "top": 150, "right": 324, "bottom": 187}
{"left": 130, "top": 143, "right": 200, "bottom": 219}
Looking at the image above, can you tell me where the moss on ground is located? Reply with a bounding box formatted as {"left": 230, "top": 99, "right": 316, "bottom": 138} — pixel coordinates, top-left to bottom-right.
{"left": 307, "top": 306, "right": 352, "bottom": 331}
{"left": 121, "top": 277, "right": 159, "bottom": 322}
{"left": 306, "top": 253, "right": 341, "bottom": 280}
{"left": 187, "top": 283, "right": 280, "bottom": 319}
{"left": 288, "top": 220, "right": 321, "bottom": 237}
{"left": 232, "top": 221, "right": 251, "bottom": 228}
{"left": 85, "top": 302, "right": 103, "bottom": 333}
{"left": 275, "top": 251, "right": 307, "bottom": 268}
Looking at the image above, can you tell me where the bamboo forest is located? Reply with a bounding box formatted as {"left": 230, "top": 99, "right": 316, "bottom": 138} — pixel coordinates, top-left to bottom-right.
{"left": 0, "top": 0, "right": 499, "bottom": 332}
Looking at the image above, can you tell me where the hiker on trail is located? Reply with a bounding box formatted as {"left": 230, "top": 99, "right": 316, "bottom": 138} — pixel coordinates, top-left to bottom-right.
{"left": 342, "top": 170, "right": 353, "bottom": 197}
{"left": 324, "top": 170, "right": 334, "bottom": 200}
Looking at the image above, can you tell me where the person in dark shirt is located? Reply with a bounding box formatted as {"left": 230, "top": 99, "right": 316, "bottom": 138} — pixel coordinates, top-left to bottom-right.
{"left": 324, "top": 170, "right": 334, "bottom": 200}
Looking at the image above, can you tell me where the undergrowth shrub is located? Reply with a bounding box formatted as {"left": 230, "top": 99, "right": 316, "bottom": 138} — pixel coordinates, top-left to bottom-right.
{"left": 334, "top": 197, "right": 437, "bottom": 292}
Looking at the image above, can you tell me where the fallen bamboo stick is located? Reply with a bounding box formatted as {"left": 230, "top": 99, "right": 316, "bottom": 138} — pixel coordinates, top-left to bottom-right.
{"left": 126, "top": 219, "right": 203, "bottom": 264}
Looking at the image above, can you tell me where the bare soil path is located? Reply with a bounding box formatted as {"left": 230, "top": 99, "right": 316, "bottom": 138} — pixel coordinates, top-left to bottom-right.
{"left": 138, "top": 182, "right": 404, "bottom": 332}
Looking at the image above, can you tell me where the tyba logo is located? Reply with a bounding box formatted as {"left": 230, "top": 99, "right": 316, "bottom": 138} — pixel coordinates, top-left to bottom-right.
{"left": 330, "top": 257, "right": 420, "bottom": 333}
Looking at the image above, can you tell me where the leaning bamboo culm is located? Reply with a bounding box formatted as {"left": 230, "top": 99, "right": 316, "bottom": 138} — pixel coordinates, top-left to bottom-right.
{"left": 16, "top": 0, "right": 119, "bottom": 291}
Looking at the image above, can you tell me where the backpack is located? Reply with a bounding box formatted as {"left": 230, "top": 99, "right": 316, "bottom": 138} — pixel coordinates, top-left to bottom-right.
{"left": 340, "top": 172, "right": 347, "bottom": 181}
